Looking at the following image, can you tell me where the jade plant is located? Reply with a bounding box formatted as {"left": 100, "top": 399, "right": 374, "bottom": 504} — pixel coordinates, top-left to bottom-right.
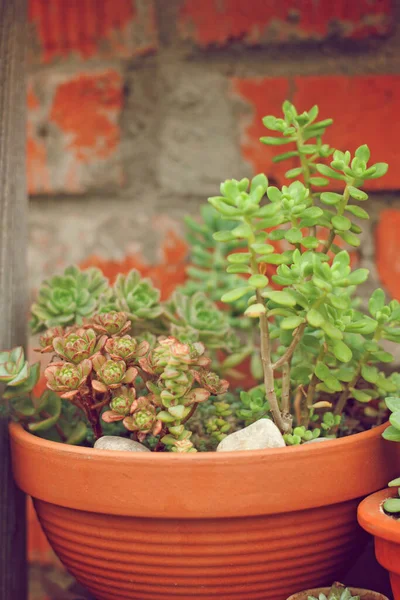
{"left": 204, "top": 99, "right": 400, "bottom": 438}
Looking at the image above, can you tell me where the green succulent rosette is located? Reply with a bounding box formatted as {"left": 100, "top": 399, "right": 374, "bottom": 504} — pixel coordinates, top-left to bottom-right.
{"left": 104, "top": 270, "right": 163, "bottom": 322}
{"left": 30, "top": 266, "right": 109, "bottom": 333}
{"left": 165, "top": 291, "right": 239, "bottom": 351}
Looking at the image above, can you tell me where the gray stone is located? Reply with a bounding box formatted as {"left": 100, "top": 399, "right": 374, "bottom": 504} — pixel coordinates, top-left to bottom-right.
{"left": 94, "top": 436, "right": 151, "bottom": 453}
{"left": 216, "top": 419, "right": 286, "bottom": 452}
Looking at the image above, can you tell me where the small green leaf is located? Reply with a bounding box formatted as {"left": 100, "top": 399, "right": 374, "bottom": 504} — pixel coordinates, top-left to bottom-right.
{"left": 250, "top": 243, "right": 275, "bottom": 255}
{"left": 383, "top": 425, "right": 400, "bottom": 442}
{"left": 355, "top": 144, "right": 370, "bottom": 162}
{"left": 386, "top": 397, "right": 400, "bottom": 413}
{"left": 272, "top": 151, "right": 299, "bottom": 164}
{"left": 248, "top": 274, "right": 269, "bottom": 289}
{"left": 367, "top": 163, "right": 388, "bottom": 180}
{"left": 260, "top": 136, "right": 296, "bottom": 146}
{"left": 348, "top": 186, "right": 368, "bottom": 201}
{"left": 263, "top": 291, "right": 297, "bottom": 307}
{"left": 244, "top": 303, "right": 266, "bottom": 317}
{"left": 250, "top": 174, "right": 268, "bottom": 193}
{"left": 213, "top": 231, "right": 236, "bottom": 242}
{"left": 267, "top": 187, "right": 282, "bottom": 202}
{"left": 226, "top": 265, "right": 250, "bottom": 274}
{"left": 383, "top": 498, "right": 400, "bottom": 513}
{"left": 307, "top": 308, "right": 325, "bottom": 328}
{"left": 340, "top": 231, "right": 361, "bottom": 247}
{"left": 301, "top": 236, "right": 319, "bottom": 249}
{"left": 285, "top": 167, "right": 303, "bottom": 179}
{"left": 361, "top": 365, "right": 378, "bottom": 384}
{"left": 351, "top": 388, "right": 372, "bottom": 403}
{"left": 315, "top": 362, "right": 331, "bottom": 381}
{"left": 221, "top": 287, "right": 252, "bottom": 303}
{"left": 347, "top": 269, "right": 369, "bottom": 285}
{"left": 390, "top": 410, "right": 400, "bottom": 431}
{"left": 309, "top": 176, "right": 329, "bottom": 186}
{"left": 369, "top": 289, "right": 386, "bottom": 317}
{"left": 316, "top": 164, "right": 344, "bottom": 180}
{"left": 227, "top": 253, "right": 251, "bottom": 264}
{"left": 332, "top": 215, "right": 351, "bottom": 231}
{"left": 320, "top": 192, "right": 342, "bottom": 206}
{"left": 389, "top": 477, "right": 400, "bottom": 487}
{"left": 281, "top": 316, "right": 305, "bottom": 330}
{"left": 66, "top": 422, "right": 88, "bottom": 445}
{"left": 345, "top": 205, "right": 369, "bottom": 220}
{"left": 285, "top": 228, "right": 302, "bottom": 244}
{"left": 321, "top": 321, "right": 343, "bottom": 340}
{"left": 333, "top": 340, "right": 352, "bottom": 363}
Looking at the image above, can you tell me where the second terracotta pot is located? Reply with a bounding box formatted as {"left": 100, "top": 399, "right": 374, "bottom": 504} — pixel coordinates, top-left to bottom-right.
{"left": 358, "top": 488, "right": 400, "bottom": 600}
{"left": 286, "top": 586, "right": 388, "bottom": 600}
{"left": 10, "top": 422, "right": 400, "bottom": 600}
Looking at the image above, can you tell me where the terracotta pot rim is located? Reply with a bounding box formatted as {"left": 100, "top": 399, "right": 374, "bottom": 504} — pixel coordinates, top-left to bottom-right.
{"left": 286, "top": 587, "right": 388, "bottom": 600}
{"left": 9, "top": 420, "right": 389, "bottom": 462}
{"left": 358, "top": 487, "right": 400, "bottom": 544}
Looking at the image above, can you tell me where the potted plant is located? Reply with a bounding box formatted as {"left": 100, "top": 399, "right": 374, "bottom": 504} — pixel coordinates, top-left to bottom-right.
{"left": 7, "top": 101, "right": 400, "bottom": 600}
{"left": 286, "top": 581, "right": 388, "bottom": 600}
{"left": 358, "top": 397, "right": 400, "bottom": 600}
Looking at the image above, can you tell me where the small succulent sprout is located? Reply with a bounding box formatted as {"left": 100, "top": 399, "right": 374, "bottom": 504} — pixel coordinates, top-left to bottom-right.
{"left": 123, "top": 397, "right": 162, "bottom": 441}
{"left": 140, "top": 337, "right": 210, "bottom": 376}
{"left": 35, "top": 326, "right": 65, "bottom": 353}
{"left": 105, "top": 335, "right": 149, "bottom": 362}
{"left": 30, "top": 266, "right": 109, "bottom": 333}
{"left": 52, "top": 328, "right": 106, "bottom": 364}
{"left": 193, "top": 369, "right": 229, "bottom": 395}
{"left": 102, "top": 387, "right": 137, "bottom": 422}
{"left": 92, "top": 355, "right": 138, "bottom": 392}
{"left": 113, "top": 270, "right": 163, "bottom": 321}
{"left": 161, "top": 429, "right": 196, "bottom": 453}
{"left": 90, "top": 311, "right": 131, "bottom": 337}
{"left": 0, "top": 347, "right": 30, "bottom": 386}
{"left": 308, "top": 582, "right": 360, "bottom": 600}
{"left": 45, "top": 359, "right": 92, "bottom": 399}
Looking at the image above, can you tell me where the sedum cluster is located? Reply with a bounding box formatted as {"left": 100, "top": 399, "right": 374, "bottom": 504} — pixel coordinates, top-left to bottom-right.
{"left": 204, "top": 100, "right": 399, "bottom": 436}
{"left": 3, "top": 310, "right": 228, "bottom": 452}
{"left": 308, "top": 582, "right": 360, "bottom": 600}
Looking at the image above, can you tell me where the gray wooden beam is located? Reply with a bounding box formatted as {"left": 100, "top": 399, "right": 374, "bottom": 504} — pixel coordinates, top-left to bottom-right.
{"left": 0, "top": 0, "right": 28, "bottom": 598}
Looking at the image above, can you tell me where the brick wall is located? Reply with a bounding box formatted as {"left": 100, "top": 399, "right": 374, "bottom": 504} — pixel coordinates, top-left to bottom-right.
{"left": 28, "top": 0, "right": 400, "bottom": 304}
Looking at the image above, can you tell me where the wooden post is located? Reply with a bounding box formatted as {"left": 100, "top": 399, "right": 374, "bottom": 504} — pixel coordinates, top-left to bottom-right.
{"left": 0, "top": 0, "right": 28, "bottom": 599}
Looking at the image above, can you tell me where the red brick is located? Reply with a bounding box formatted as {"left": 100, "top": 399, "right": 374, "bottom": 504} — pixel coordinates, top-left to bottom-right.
{"left": 179, "top": 0, "right": 393, "bottom": 46}
{"left": 27, "top": 70, "right": 123, "bottom": 195}
{"left": 29, "top": 0, "right": 157, "bottom": 64}
{"left": 231, "top": 74, "right": 400, "bottom": 191}
{"left": 375, "top": 209, "right": 400, "bottom": 299}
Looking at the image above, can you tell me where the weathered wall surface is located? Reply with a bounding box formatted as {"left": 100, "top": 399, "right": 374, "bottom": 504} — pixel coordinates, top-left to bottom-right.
{"left": 27, "top": 0, "right": 400, "bottom": 301}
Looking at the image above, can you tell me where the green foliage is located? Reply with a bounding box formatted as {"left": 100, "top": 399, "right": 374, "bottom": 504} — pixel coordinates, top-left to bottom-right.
{"left": 30, "top": 266, "right": 108, "bottom": 333}
{"left": 236, "top": 386, "right": 270, "bottom": 426}
{"left": 106, "top": 270, "right": 163, "bottom": 322}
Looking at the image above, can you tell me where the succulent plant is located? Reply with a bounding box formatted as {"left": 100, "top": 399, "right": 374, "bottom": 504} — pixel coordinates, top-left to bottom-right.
{"left": 105, "top": 336, "right": 149, "bottom": 362}
{"left": 165, "top": 291, "right": 239, "bottom": 351}
{"left": 35, "top": 326, "right": 65, "bottom": 353}
{"left": 52, "top": 328, "right": 106, "bottom": 364}
{"left": 112, "top": 270, "right": 163, "bottom": 321}
{"left": 45, "top": 360, "right": 92, "bottom": 399}
{"left": 102, "top": 387, "right": 137, "bottom": 422}
{"left": 122, "top": 396, "right": 162, "bottom": 441}
{"left": 308, "top": 582, "right": 360, "bottom": 599}
{"left": 92, "top": 356, "right": 137, "bottom": 392}
{"left": 90, "top": 311, "right": 131, "bottom": 336}
{"left": 0, "top": 347, "right": 30, "bottom": 386}
{"left": 30, "top": 266, "right": 108, "bottom": 333}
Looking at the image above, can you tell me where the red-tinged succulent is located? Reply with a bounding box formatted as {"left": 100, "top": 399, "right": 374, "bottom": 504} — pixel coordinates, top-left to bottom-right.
{"left": 122, "top": 396, "right": 162, "bottom": 441}
{"left": 102, "top": 388, "right": 137, "bottom": 422}
{"left": 45, "top": 359, "right": 92, "bottom": 399}
{"left": 140, "top": 337, "right": 210, "bottom": 376}
{"left": 35, "top": 326, "right": 65, "bottom": 353}
{"left": 105, "top": 336, "right": 149, "bottom": 363}
{"left": 193, "top": 370, "right": 229, "bottom": 395}
{"left": 89, "top": 312, "right": 131, "bottom": 336}
{"left": 52, "top": 328, "right": 106, "bottom": 364}
{"left": 92, "top": 355, "right": 137, "bottom": 392}
{"left": 0, "top": 347, "right": 30, "bottom": 386}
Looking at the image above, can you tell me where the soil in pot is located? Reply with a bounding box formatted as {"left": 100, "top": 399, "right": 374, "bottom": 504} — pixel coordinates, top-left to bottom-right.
{"left": 11, "top": 422, "right": 400, "bottom": 600}
{"left": 358, "top": 488, "right": 400, "bottom": 600}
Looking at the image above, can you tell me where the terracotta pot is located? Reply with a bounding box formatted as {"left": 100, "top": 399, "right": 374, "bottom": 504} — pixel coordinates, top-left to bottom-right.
{"left": 10, "top": 422, "right": 400, "bottom": 600}
{"left": 358, "top": 488, "right": 400, "bottom": 600}
{"left": 286, "top": 586, "right": 388, "bottom": 599}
